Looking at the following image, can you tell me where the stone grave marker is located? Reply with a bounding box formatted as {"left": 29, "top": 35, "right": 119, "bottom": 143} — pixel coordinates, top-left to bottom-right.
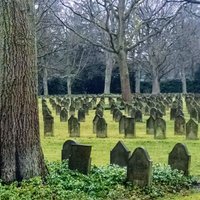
{"left": 186, "top": 119, "right": 198, "bottom": 140}
{"left": 68, "top": 144, "right": 92, "bottom": 175}
{"left": 44, "top": 112, "right": 54, "bottom": 136}
{"left": 96, "top": 117, "right": 107, "bottom": 138}
{"left": 61, "top": 140, "right": 77, "bottom": 160}
{"left": 135, "top": 109, "right": 142, "bottom": 122}
{"left": 119, "top": 115, "right": 126, "bottom": 134}
{"left": 127, "top": 147, "right": 152, "bottom": 187}
{"left": 154, "top": 117, "right": 166, "bottom": 139}
{"left": 168, "top": 143, "right": 191, "bottom": 176}
{"left": 110, "top": 141, "right": 131, "bottom": 167}
{"left": 68, "top": 116, "right": 80, "bottom": 137}
{"left": 93, "top": 114, "right": 100, "bottom": 134}
{"left": 69, "top": 105, "right": 76, "bottom": 116}
{"left": 60, "top": 108, "right": 68, "bottom": 122}
{"left": 78, "top": 108, "right": 85, "bottom": 122}
{"left": 174, "top": 115, "right": 185, "bottom": 135}
{"left": 146, "top": 116, "right": 155, "bottom": 135}
{"left": 125, "top": 117, "right": 135, "bottom": 138}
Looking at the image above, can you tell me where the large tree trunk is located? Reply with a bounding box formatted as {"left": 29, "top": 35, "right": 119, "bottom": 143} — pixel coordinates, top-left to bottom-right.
{"left": 0, "top": 0, "right": 47, "bottom": 183}
{"left": 104, "top": 52, "right": 114, "bottom": 94}
{"left": 67, "top": 76, "right": 72, "bottom": 96}
{"left": 118, "top": 50, "right": 132, "bottom": 102}
{"left": 181, "top": 67, "right": 187, "bottom": 94}
{"left": 135, "top": 67, "right": 141, "bottom": 93}
{"left": 43, "top": 66, "right": 49, "bottom": 96}
{"left": 152, "top": 75, "right": 160, "bottom": 94}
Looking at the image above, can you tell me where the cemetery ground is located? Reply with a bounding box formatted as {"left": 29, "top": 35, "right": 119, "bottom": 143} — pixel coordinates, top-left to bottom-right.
{"left": 1, "top": 97, "right": 200, "bottom": 199}
{"left": 39, "top": 98, "right": 200, "bottom": 200}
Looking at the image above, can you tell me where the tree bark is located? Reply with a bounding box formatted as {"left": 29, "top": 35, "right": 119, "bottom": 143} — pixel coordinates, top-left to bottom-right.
{"left": 181, "top": 67, "right": 187, "bottom": 94}
{"left": 118, "top": 50, "right": 132, "bottom": 102}
{"left": 67, "top": 76, "right": 72, "bottom": 96}
{"left": 0, "top": 0, "right": 47, "bottom": 183}
{"left": 152, "top": 75, "right": 160, "bottom": 94}
{"left": 104, "top": 52, "right": 114, "bottom": 94}
{"left": 135, "top": 67, "right": 141, "bottom": 93}
{"left": 43, "top": 66, "right": 49, "bottom": 96}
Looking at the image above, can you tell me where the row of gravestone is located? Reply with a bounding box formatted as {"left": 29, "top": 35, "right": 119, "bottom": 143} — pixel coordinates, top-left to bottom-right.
{"left": 61, "top": 140, "right": 190, "bottom": 187}
{"left": 42, "top": 100, "right": 199, "bottom": 140}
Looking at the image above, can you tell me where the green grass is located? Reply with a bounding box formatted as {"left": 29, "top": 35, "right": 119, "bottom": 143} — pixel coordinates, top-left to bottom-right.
{"left": 39, "top": 97, "right": 200, "bottom": 199}
{"left": 40, "top": 98, "right": 200, "bottom": 176}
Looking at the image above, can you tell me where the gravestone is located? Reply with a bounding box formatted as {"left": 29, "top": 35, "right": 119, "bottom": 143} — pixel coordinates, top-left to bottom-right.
{"left": 186, "top": 119, "right": 198, "bottom": 140}
{"left": 60, "top": 108, "right": 68, "bottom": 122}
{"left": 135, "top": 110, "right": 142, "bottom": 122}
{"left": 170, "top": 107, "right": 177, "bottom": 120}
{"left": 154, "top": 117, "right": 166, "bottom": 139}
{"left": 190, "top": 107, "right": 198, "bottom": 122}
{"left": 68, "top": 116, "right": 80, "bottom": 137}
{"left": 69, "top": 106, "right": 76, "bottom": 116}
{"left": 125, "top": 117, "right": 135, "bottom": 138}
{"left": 156, "top": 110, "right": 163, "bottom": 118}
{"left": 61, "top": 140, "right": 77, "bottom": 160}
{"left": 44, "top": 112, "right": 54, "bottom": 136}
{"left": 110, "top": 141, "right": 131, "bottom": 167}
{"left": 96, "top": 117, "right": 107, "bottom": 138}
{"left": 113, "top": 109, "right": 123, "bottom": 122}
{"left": 150, "top": 108, "right": 157, "bottom": 119}
{"left": 119, "top": 115, "right": 126, "bottom": 134}
{"left": 78, "top": 108, "right": 85, "bottom": 122}
{"left": 93, "top": 114, "right": 101, "bottom": 134}
{"left": 168, "top": 143, "right": 191, "bottom": 176}
{"left": 95, "top": 108, "right": 103, "bottom": 117}
{"left": 146, "top": 116, "right": 155, "bottom": 135}
{"left": 56, "top": 104, "right": 62, "bottom": 115}
{"left": 174, "top": 115, "right": 185, "bottom": 135}
{"left": 68, "top": 144, "right": 92, "bottom": 175}
{"left": 127, "top": 147, "right": 152, "bottom": 187}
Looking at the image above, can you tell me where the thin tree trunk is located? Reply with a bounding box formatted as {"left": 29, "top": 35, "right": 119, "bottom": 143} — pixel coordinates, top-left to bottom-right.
{"left": 0, "top": 0, "right": 46, "bottom": 183}
{"left": 104, "top": 52, "right": 114, "bottom": 94}
{"left": 43, "top": 66, "right": 48, "bottom": 96}
{"left": 181, "top": 67, "right": 187, "bottom": 94}
{"left": 135, "top": 67, "right": 141, "bottom": 93}
{"left": 118, "top": 50, "right": 132, "bottom": 102}
{"left": 67, "top": 76, "right": 72, "bottom": 96}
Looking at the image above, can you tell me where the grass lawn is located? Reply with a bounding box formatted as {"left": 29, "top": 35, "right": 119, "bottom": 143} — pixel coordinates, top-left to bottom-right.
{"left": 39, "top": 97, "right": 200, "bottom": 199}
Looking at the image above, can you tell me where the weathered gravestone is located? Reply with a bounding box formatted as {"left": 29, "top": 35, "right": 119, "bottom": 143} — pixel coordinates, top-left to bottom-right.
{"left": 96, "top": 117, "right": 107, "bottom": 138}
{"left": 113, "top": 109, "right": 123, "bottom": 122}
{"left": 61, "top": 140, "right": 77, "bottom": 161}
{"left": 78, "top": 108, "right": 85, "bottom": 122}
{"left": 146, "top": 116, "right": 155, "bottom": 135}
{"left": 69, "top": 105, "right": 76, "bottom": 116}
{"left": 68, "top": 144, "right": 92, "bottom": 175}
{"left": 119, "top": 115, "right": 126, "bottom": 134}
{"left": 170, "top": 107, "right": 177, "bottom": 120}
{"left": 150, "top": 108, "right": 157, "bottom": 119}
{"left": 168, "top": 143, "right": 191, "bottom": 176}
{"left": 190, "top": 107, "right": 198, "bottom": 122}
{"left": 135, "top": 109, "right": 142, "bottom": 122}
{"left": 68, "top": 116, "right": 80, "bottom": 137}
{"left": 56, "top": 104, "right": 62, "bottom": 115}
{"left": 93, "top": 115, "right": 101, "bottom": 134}
{"left": 174, "top": 115, "right": 185, "bottom": 135}
{"left": 127, "top": 147, "right": 152, "bottom": 187}
{"left": 186, "top": 119, "right": 198, "bottom": 140}
{"left": 154, "top": 117, "right": 166, "bottom": 139}
{"left": 125, "top": 117, "right": 135, "bottom": 138}
{"left": 60, "top": 108, "right": 68, "bottom": 122}
{"left": 95, "top": 108, "right": 103, "bottom": 117}
{"left": 44, "top": 112, "right": 54, "bottom": 136}
{"left": 110, "top": 141, "right": 131, "bottom": 167}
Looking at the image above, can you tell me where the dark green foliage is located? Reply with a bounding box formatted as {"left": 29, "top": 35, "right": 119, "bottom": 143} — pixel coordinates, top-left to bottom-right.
{"left": 0, "top": 161, "right": 195, "bottom": 200}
